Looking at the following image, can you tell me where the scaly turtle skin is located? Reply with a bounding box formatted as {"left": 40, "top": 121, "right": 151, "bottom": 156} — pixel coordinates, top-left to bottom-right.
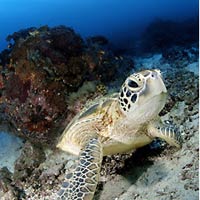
{"left": 56, "top": 69, "right": 182, "bottom": 200}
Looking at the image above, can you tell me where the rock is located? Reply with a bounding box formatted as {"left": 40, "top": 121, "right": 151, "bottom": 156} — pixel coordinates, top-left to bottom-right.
{"left": 13, "top": 141, "right": 45, "bottom": 182}
{"left": 140, "top": 18, "right": 198, "bottom": 53}
{"left": 0, "top": 25, "right": 133, "bottom": 145}
{"left": 0, "top": 167, "right": 19, "bottom": 200}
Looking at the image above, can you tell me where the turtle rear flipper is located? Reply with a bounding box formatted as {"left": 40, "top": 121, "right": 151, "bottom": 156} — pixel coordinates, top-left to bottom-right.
{"left": 57, "top": 138, "right": 103, "bottom": 200}
{"left": 148, "top": 121, "right": 183, "bottom": 148}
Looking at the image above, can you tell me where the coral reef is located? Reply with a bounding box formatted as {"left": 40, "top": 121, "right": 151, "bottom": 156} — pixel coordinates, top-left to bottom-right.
{"left": 0, "top": 25, "right": 133, "bottom": 145}
{"left": 0, "top": 24, "right": 198, "bottom": 200}
{"left": 0, "top": 42, "right": 198, "bottom": 200}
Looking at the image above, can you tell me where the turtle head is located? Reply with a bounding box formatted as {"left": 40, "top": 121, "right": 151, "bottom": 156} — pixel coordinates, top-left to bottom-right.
{"left": 119, "top": 69, "right": 167, "bottom": 123}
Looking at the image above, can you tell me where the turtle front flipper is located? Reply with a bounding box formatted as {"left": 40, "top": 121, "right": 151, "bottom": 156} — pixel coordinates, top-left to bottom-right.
{"left": 57, "top": 138, "right": 103, "bottom": 200}
{"left": 148, "top": 121, "right": 183, "bottom": 148}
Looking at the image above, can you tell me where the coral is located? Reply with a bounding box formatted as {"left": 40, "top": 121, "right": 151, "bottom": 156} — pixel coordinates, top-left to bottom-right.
{"left": 5, "top": 74, "right": 31, "bottom": 103}
{"left": 0, "top": 73, "right": 4, "bottom": 98}
{"left": 0, "top": 25, "right": 133, "bottom": 145}
{"left": 50, "top": 26, "right": 84, "bottom": 57}
{"left": 6, "top": 27, "right": 37, "bottom": 43}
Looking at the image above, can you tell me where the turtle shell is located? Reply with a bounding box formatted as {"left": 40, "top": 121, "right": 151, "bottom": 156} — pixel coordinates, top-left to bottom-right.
{"left": 64, "top": 93, "right": 119, "bottom": 134}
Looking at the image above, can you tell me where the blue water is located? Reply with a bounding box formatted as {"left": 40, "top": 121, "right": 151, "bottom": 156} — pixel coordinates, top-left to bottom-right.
{"left": 0, "top": 0, "right": 198, "bottom": 51}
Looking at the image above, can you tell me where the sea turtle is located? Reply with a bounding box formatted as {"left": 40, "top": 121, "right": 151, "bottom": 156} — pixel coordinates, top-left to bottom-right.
{"left": 56, "top": 69, "right": 182, "bottom": 200}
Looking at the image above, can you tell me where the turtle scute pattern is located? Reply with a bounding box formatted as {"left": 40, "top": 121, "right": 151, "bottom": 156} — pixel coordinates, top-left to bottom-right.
{"left": 57, "top": 138, "right": 102, "bottom": 200}
{"left": 158, "top": 122, "right": 183, "bottom": 148}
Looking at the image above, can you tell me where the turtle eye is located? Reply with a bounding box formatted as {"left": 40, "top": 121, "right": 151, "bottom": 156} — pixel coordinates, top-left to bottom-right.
{"left": 151, "top": 71, "right": 157, "bottom": 79}
{"left": 128, "top": 80, "right": 139, "bottom": 88}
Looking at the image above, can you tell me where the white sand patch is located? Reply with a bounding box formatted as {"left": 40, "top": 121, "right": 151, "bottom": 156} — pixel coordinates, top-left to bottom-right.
{"left": 0, "top": 132, "right": 24, "bottom": 172}
{"left": 133, "top": 54, "right": 172, "bottom": 73}
{"left": 187, "top": 62, "right": 199, "bottom": 75}
{"left": 134, "top": 54, "right": 163, "bottom": 69}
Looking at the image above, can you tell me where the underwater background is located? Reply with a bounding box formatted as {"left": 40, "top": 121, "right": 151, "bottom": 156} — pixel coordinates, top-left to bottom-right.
{"left": 0, "top": 0, "right": 198, "bottom": 51}
{"left": 0, "top": 0, "right": 199, "bottom": 199}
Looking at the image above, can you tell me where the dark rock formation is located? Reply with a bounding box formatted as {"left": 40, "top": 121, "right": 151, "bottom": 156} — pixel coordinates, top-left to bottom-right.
{"left": 0, "top": 25, "right": 133, "bottom": 145}
{"left": 140, "top": 17, "right": 198, "bottom": 53}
